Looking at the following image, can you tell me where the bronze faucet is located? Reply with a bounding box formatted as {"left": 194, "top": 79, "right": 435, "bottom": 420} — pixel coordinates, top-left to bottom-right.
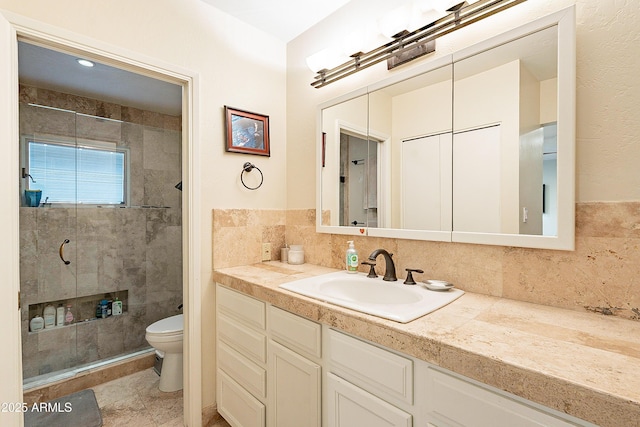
{"left": 367, "top": 249, "right": 397, "bottom": 281}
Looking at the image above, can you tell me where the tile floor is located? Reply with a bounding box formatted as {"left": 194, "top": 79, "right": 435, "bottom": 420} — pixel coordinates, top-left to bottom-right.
{"left": 92, "top": 368, "right": 231, "bottom": 427}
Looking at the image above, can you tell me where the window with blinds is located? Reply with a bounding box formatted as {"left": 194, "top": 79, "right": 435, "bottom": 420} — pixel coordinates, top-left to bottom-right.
{"left": 26, "top": 140, "right": 127, "bottom": 205}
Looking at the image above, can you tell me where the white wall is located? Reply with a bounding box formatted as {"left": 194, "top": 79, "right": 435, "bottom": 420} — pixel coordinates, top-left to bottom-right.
{"left": 287, "top": 0, "right": 640, "bottom": 208}
{"left": 455, "top": 60, "right": 520, "bottom": 233}
{"left": 540, "top": 77, "right": 558, "bottom": 124}
{"left": 0, "top": 0, "right": 287, "bottom": 416}
{"left": 391, "top": 79, "right": 452, "bottom": 229}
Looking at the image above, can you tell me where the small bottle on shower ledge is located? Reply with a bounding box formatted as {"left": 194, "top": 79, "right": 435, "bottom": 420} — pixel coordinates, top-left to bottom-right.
{"left": 64, "top": 305, "right": 74, "bottom": 325}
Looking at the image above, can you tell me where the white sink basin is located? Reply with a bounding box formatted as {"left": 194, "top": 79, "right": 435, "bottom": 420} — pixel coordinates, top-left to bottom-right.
{"left": 279, "top": 271, "right": 464, "bottom": 323}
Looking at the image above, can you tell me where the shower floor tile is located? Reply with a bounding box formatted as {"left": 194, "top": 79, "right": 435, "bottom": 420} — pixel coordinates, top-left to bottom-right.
{"left": 93, "top": 368, "right": 231, "bottom": 427}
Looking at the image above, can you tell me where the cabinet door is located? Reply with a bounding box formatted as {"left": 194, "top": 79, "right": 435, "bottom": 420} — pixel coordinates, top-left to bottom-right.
{"left": 326, "top": 373, "right": 412, "bottom": 427}
{"left": 269, "top": 341, "right": 321, "bottom": 427}
{"left": 218, "top": 370, "right": 266, "bottom": 427}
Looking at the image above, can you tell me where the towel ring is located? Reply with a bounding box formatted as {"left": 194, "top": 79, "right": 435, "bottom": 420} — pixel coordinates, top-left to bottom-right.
{"left": 241, "top": 162, "right": 264, "bottom": 190}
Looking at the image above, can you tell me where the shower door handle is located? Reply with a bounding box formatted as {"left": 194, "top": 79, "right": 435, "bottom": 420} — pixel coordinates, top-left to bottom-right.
{"left": 59, "top": 239, "right": 71, "bottom": 265}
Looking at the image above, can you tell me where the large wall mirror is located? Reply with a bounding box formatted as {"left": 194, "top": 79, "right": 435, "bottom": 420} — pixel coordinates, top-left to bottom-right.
{"left": 316, "top": 7, "right": 575, "bottom": 250}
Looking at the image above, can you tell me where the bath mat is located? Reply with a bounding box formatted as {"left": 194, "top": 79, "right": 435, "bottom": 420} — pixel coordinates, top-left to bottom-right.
{"left": 24, "top": 389, "right": 103, "bottom": 427}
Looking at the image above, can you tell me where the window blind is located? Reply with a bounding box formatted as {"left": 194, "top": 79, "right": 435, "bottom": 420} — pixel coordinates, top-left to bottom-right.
{"left": 28, "top": 141, "right": 125, "bottom": 204}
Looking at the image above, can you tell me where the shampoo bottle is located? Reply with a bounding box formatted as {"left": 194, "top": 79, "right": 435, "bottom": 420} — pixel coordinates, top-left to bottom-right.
{"left": 43, "top": 304, "right": 56, "bottom": 329}
{"left": 112, "top": 298, "right": 123, "bottom": 316}
{"left": 30, "top": 315, "right": 44, "bottom": 332}
{"left": 346, "top": 241, "right": 358, "bottom": 273}
{"left": 100, "top": 299, "right": 108, "bottom": 318}
{"left": 56, "top": 304, "right": 65, "bottom": 327}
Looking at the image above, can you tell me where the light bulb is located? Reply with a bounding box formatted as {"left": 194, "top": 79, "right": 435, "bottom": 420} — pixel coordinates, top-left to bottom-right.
{"left": 378, "top": 5, "right": 411, "bottom": 38}
{"left": 306, "top": 48, "right": 348, "bottom": 73}
{"left": 76, "top": 59, "right": 94, "bottom": 67}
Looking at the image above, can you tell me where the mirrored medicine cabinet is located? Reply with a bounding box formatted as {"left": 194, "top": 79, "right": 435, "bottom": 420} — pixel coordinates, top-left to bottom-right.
{"left": 316, "top": 6, "right": 576, "bottom": 250}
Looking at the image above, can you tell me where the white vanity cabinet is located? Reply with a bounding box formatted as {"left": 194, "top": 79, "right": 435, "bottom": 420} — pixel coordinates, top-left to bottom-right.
{"left": 326, "top": 329, "right": 590, "bottom": 427}
{"left": 326, "top": 329, "right": 413, "bottom": 427}
{"left": 216, "top": 283, "right": 592, "bottom": 427}
{"left": 216, "top": 284, "right": 322, "bottom": 427}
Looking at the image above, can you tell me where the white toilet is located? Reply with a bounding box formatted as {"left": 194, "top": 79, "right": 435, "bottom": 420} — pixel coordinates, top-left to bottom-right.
{"left": 145, "top": 314, "right": 183, "bottom": 392}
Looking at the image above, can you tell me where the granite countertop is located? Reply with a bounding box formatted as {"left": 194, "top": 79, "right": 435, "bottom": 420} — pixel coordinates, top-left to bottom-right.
{"left": 213, "top": 262, "right": 640, "bottom": 427}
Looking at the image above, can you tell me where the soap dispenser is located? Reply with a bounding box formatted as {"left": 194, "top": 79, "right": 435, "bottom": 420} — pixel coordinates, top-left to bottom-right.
{"left": 346, "top": 241, "right": 358, "bottom": 273}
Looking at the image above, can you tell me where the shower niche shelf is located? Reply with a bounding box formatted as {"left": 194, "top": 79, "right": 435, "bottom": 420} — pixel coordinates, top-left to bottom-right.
{"left": 28, "top": 290, "right": 128, "bottom": 333}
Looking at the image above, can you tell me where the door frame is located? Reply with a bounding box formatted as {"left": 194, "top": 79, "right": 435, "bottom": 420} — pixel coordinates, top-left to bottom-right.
{"left": 0, "top": 10, "right": 202, "bottom": 427}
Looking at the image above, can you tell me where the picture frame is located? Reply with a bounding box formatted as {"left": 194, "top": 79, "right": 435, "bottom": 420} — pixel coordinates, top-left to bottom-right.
{"left": 224, "top": 106, "right": 270, "bottom": 156}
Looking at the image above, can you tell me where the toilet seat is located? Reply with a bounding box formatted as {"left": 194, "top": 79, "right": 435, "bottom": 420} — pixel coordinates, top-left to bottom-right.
{"left": 146, "top": 314, "right": 183, "bottom": 338}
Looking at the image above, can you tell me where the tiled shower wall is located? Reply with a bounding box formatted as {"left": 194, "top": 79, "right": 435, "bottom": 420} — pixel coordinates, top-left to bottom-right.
{"left": 20, "top": 86, "right": 182, "bottom": 379}
{"left": 212, "top": 204, "right": 640, "bottom": 322}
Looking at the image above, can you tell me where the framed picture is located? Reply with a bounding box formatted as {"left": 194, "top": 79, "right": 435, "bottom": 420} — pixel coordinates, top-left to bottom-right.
{"left": 225, "top": 106, "right": 270, "bottom": 156}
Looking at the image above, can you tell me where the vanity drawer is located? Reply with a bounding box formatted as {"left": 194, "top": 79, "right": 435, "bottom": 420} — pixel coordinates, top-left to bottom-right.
{"left": 269, "top": 306, "right": 321, "bottom": 359}
{"left": 326, "top": 373, "right": 412, "bottom": 427}
{"left": 425, "top": 368, "right": 577, "bottom": 427}
{"left": 218, "top": 341, "right": 266, "bottom": 399}
{"left": 217, "top": 284, "right": 266, "bottom": 330}
{"left": 217, "top": 369, "right": 266, "bottom": 427}
{"left": 328, "top": 329, "right": 413, "bottom": 405}
{"left": 218, "top": 313, "right": 267, "bottom": 364}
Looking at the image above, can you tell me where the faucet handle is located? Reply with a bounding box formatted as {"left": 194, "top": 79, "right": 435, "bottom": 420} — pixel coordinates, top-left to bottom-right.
{"left": 404, "top": 268, "right": 424, "bottom": 285}
{"left": 361, "top": 261, "right": 377, "bottom": 278}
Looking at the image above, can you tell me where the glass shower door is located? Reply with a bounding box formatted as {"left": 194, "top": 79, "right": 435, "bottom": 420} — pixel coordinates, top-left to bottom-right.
{"left": 20, "top": 102, "right": 79, "bottom": 384}
{"left": 20, "top": 94, "right": 183, "bottom": 389}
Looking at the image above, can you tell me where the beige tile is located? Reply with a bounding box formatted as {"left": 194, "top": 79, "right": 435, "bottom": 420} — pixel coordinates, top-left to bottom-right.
{"left": 213, "top": 209, "right": 287, "bottom": 267}
{"left": 139, "top": 389, "right": 184, "bottom": 426}
{"left": 100, "top": 395, "right": 156, "bottom": 427}
{"left": 257, "top": 209, "right": 286, "bottom": 227}
{"left": 286, "top": 209, "right": 316, "bottom": 226}
{"left": 92, "top": 374, "right": 141, "bottom": 407}
{"left": 213, "top": 209, "right": 250, "bottom": 229}
{"left": 158, "top": 414, "right": 186, "bottom": 426}
{"left": 205, "top": 414, "right": 232, "bottom": 427}
{"left": 577, "top": 202, "right": 640, "bottom": 238}
{"left": 94, "top": 368, "right": 187, "bottom": 427}
{"left": 503, "top": 235, "right": 640, "bottom": 320}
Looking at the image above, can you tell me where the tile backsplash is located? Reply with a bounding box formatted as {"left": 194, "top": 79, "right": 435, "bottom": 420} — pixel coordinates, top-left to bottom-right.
{"left": 214, "top": 202, "right": 640, "bottom": 321}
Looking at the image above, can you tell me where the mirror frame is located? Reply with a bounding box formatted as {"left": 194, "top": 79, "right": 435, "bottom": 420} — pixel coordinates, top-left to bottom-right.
{"left": 316, "top": 6, "right": 575, "bottom": 250}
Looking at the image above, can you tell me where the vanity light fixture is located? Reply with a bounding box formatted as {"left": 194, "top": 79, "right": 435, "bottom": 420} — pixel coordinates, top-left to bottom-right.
{"left": 310, "top": 0, "right": 527, "bottom": 88}
{"left": 76, "top": 58, "right": 95, "bottom": 67}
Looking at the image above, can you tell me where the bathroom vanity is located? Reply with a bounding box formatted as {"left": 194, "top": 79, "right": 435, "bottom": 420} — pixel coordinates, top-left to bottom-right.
{"left": 213, "top": 262, "right": 640, "bottom": 427}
